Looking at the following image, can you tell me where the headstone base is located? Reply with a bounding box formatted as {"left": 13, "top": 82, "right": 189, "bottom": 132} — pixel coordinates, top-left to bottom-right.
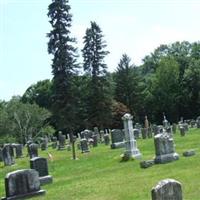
{"left": 155, "top": 153, "right": 179, "bottom": 164}
{"left": 1, "top": 190, "right": 45, "bottom": 200}
{"left": 110, "top": 142, "right": 125, "bottom": 149}
{"left": 40, "top": 175, "right": 53, "bottom": 186}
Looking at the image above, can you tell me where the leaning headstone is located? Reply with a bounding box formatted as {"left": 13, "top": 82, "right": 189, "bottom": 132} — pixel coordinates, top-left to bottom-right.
{"left": 14, "top": 144, "right": 23, "bottom": 158}
{"left": 103, "top": 134, "right": 110, "bottom": 145}
{"left": 110, "top": 129, "right": 125, "bottom": 149}
{"left": 183, "top": 150, "right": 196, "bottom": 157}
{"left": 1, "top": 169, "right": 45, "bottom": 200}
{"left": 121, "top": 113, "right": 142, "bottom": 160}
{"left": 154, "top": 132, "right": 179, "bottom": 164}
{"left": 28, "top": 143, "right": 38, "bottom": 159}
{"left": 2, "top": 144, "right": 15, "bottom": 166}
{"left": 80, "top": 138, "right": 90, "bottom": 153}
{"left": 151, "top": 179, "right": 182, "bottom": 200}
{"left": 58, "top": 133, "right": 66, "bottom": 150}
{"left": 30, "top": 157, "right": 53, "bottom": 185}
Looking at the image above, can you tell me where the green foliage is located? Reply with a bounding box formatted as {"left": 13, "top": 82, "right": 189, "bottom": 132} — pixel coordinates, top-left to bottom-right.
{"left": 0, "top": 97, "right": 52, "bottom": 144}
{"left": 47, "top": 0, "right": 78, "bottom": 131}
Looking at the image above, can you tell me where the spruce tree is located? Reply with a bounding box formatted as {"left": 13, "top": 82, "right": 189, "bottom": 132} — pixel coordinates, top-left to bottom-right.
{"left": 82, "top": 21, "right": 112, "bottom": 128}
{"left": 47, "top": 0, "right": 78, "bottom": 131}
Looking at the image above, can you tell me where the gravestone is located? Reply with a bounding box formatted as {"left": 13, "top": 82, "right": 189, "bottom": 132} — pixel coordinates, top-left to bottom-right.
{"left": 1, "top": 169, "right": 45, "bottom": 200}
{"left": 40, "top": 137, "right": 48, "bottom": 151}
{"left": 80, "top": 138, "right": 90, "bottom": 153}
{"left": 121, "top": 113, "right": 142, "bottom": 160}
{"left": 2, "top": 144, "right": 15, "bottom": 166}
{"left": 148, "top": 127, "right": 153, "bottom": 138}
{"left": 133, "top": 129, "right": 140, "bottom": 139}
{"left": 172, "top": 123, "right": 177, "bottom": 134}
{"left": 92, "top": 135, "right": 98, "bottom": 147}
{"left": 197, "top": 116, "right": 200, "bottom": 128}
{"left": 94, "top": 127, "right": 101, "bottom": 142}
{"left": 140, "top": 160, "right": 154, "bottom": 169}
{"left": 0, "top": 148, "right": 3, "bottom": 162}
{"left": 110, "top": 129, "right": 125, "bottom": 149}
{"left": 190, "top": 119, "right": 196, "bottom": 128}
{"left": 30, "top": 157, "right": 53, "bottom": 185}
{"left": 103, "top": 134, "right": 110, "bottom": 145}
{"left": 13, "top": 144, "right": 23, "bottom": 158}
{"left": 141, "top": 128, "right": 148, "bottom": 139}
{"left": 179, "top": 126, "right": 185, "bottom": 136}
{"left": 28, "top": 143, "right": 38, "bottom": 159}
{"left": 51, "top": 137, "right": 57, "bottom": 149}
{"left": 183, "top": 150, "right": 195, "bottom": 157}
{"left": 154, "top": 132, "right": 179, "bottom": 164}
{"left": 100, "top": 130, "right": 104, "bottom": 143}
{"left": 58, "top": 132, "right": 66, "bottom": 150}
{"left": 151, "top": 179, "right": 182, "bottom": 200}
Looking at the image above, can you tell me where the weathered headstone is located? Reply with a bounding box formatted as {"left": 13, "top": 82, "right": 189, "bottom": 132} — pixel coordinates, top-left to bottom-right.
{"left": 121, "top": 113, "right": 142, "bottom": 160}
{"left": 13, "top": 144, "right": 23, "bottom": 158}
{"left": 51, "top": 137, "right": 57, "bottom": 149}
{"left": 94, "top": 127, "right": 101, "bottom": 143}
{"left": 133, "top": 129, "right": 140, "bottom": 139}
{"left": 1, "top": 169, "right": 45, "bottom": 200}
{"left": 154, "top": 132, "right": 179, "bottom": 164}
{"left": 2, "top": 144, "right": 15, "bottom": 166}
{"left": 179, "top": 126, "right": 185, "bottom": 136}
{"left": 58, "top": 132, "right": 66, "bottom": 150}
{"left": 30, "top": 157, "right": 53, "bottom": 185}
{"left": 0, "top": 148, "right": 3, "bottom": 162}
{"left": 141, "top": 128, "right": 148, "bottom": 139}
{"left": 140, "top": 160, "right": 154, "bottom": 169}
{"left": 110, "top": 129, "right": 125, "bottom": 149}
{"left": 28, "top": 143, "right": 38, "bottom": 159}
{"left": 172, "top": 123, "right": 177, "bottom": 134}
{"left": 92, "top": 135, "right": 98, "bottom": 147}
{"left": 183, "top": 150, "right": 195, "bottom": 157}
{"left": 151, "top": 179, "right": 182, "bottom": 200}
{"left": 103, "top": 134, "right": 110, "bottom": 145}
{"left": 80, "top": 138, "right": 90, "bottom": 153}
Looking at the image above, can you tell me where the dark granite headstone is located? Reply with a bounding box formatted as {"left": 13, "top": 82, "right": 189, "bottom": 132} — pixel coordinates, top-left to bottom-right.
{"left": 151, "top": 179, "right": 182, "bottom": 200}
{"left": 2, "top": 144, "right": 15, "bottom": 166}
{"left": 1, "top": 169, "right": 45, "bottom": 200}
{"left": 58, "top": 133, "right": 66, "bottom": 150}
{"left": 14, "top": 144, "right": 23, "bottom": 158}
{"left": 172, "top": 123, "right": 177, "bottom": 134}
{"left": 110, "top": 129, "right": 125, "bottom": 149}
{"left": 28, "top": 143, "right": 38, "bottom": 159}
{"left": 80, "top": 138, "right": 90, "bottom": 153}
{"left": 179, "top": 126, "right": 185, "bottom": 136}
{"left": 92, "top": 135, "right": 98, "bottom": 147}
{"left": 30, "top": 157, "right": 53, "bottom": 185}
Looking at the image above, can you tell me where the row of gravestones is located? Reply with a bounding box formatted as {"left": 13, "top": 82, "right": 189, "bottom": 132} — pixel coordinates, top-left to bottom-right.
{"left": 1, "top": 142, "right": 53, "bottom": 199}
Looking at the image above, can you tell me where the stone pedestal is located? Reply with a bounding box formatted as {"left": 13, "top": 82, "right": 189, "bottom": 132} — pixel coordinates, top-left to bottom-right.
{"left": 121, "top": 113, "right": 141, "bottom": 160}
{"left": 154, "top": 133, "right": 179, "bottom": 164}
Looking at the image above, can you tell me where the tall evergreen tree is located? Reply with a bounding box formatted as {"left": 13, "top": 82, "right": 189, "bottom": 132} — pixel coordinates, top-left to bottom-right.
{"left": 82, "top": 21, "right": 112, "bottom": 128}
{"left": 114, "top": 54, "right": 141, "bottom": 117}
{"left": 47, "top": 0, "right": 78, "bottom": 131}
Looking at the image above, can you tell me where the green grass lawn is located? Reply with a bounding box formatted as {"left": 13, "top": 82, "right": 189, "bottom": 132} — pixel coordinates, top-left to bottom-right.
{"left": 1, "top": 128, "right": 200, "bottom": 200}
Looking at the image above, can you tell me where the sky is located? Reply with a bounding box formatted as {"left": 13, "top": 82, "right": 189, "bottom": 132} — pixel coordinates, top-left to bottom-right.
{"left": 1, "top": 0, "right": 200, "bottom": 101}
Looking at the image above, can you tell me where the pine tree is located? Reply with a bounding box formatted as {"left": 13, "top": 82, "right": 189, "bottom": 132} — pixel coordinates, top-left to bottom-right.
{"left": 115, "top": 54, "right": 140, "bottom": 116}
{"left": 82, "top": 21, "right": 112, "bottom": 128}
{"left": 47, "top": 0, "right": 78, "bottom": 131}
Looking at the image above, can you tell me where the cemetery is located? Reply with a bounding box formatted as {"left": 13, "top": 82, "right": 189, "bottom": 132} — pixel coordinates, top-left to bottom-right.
{"left": 1, "top": 116, "right": 200, "bottom": 199}
{"left": 1, "top": 0, "right": 200, "bottom": 199}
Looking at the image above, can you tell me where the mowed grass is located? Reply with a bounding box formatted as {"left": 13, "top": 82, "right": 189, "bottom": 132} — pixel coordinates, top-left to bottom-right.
{"left": 1, "top": 129, "right": 200, "bottom": 200}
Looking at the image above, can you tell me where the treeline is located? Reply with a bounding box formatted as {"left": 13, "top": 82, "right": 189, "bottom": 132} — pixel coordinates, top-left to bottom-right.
{"left": 1, "top": 0, "right": 200, "bottom": 141}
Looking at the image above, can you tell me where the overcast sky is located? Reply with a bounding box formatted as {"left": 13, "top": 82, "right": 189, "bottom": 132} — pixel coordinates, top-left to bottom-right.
{"left": 1, "top": 0, "right": 200, "bottom": 100}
